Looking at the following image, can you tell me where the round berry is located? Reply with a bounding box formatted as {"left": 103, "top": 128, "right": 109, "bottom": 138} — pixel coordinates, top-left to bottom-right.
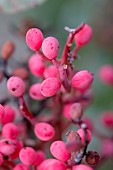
{"left": 2, "top": 123, "right": 19, "bottom": 140}
{"left": 41, "top": 77, "right": 61, "bottom": 97}
{"left": 42, "top": 37, "right": 59, "bottom": 60}
{"left": 50, "top": 140, "right": 71, "bottom": 162}
{"left": 29, "top": 83, "right": 45, "bottom": 100}
{"left": 26, "top": 28, "right": 43, "bottom": 51}
{"left": 72, "top": 70, "right": 94, "bottom": 92}
{"left": 62, "top": 104, "right": 72, "bottom": 120}
{"left": 34, "top": 122, "right": 55, "bottom": 141}
{"left": 14, "top": 163, "right": 30, "bottom": 170}
{"left": 44, "top": 65, "right": 59, "bottom": 79}
{"left": 101, "top": 111, "right": 113, "bottom": 128}
{"left": 72, "top": 164, "right": 93, "bottom": 170}
{"left": 98, "top": 65, "right": 113, "bottom": 85}
{"left": 38, "top": 159, "right": 67, "bottom": 170}
{"left": 7, "top": 76, "right": 25, "bottom": 97}
{"left": 19, "top": 147, "right": 36, "bottom": 166}
{"left": 74, "top": 24, "right": 93, "bottom": 47}
{"left": 12, "top": 68, "right": 29, "bottom": 80}
{"left": 77, "top": 128, "right": 92, "bottom": 144}
{"left": 34, "top": 150, "right": 46, "bottom": 166}
{"left": 28, "top": 54, "right": 45, "bottom": 77}
{"left": 1, "top": 105, "right": 15, "bottom": 124}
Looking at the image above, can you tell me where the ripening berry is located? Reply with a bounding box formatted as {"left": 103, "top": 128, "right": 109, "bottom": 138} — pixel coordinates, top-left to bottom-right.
{"left": 26, "top": 28, "right": 43, "bottom": 51}
{"left": 1, "top": 105, "right": 15, "bottom": 124}
{"left": 98, "top": 65, "right": 113, "bottom": 85}
{"left": 100, "top": 111, "right": 113, "bottom": 128}
{"left": 38, "top": 159, "right": 67, "bottom": 170}
{"left": 14, "top": 163, "right": 30, "bottom": 170}
{"left": 34, "top": 122, "right": 55, "bottom": 141}
{"left": 0, "top": 104, "right": 4, "bottom": 120}
{"left": 2, "top": 123, "right": 19, "bottom": 140}
{"left": 44, "top": 65, "right": 59, "bottom": 79}
{"left": 12, "top": 68, "right": 29, "bottom": 80}
{"left": 0, "top": 153, "right": 3, "bottom": 166}
{"left": 70, "top": 103, "right": 83, "bottom": 120}
{"left": 1, "top": 40, "right": 15, "bottom": 60}
{"left": 71, "top": 70, "right": 94, "bottom": 92}
{"left": 7, "top": 76, "right": 25, "bottom": 97}
{"left": 29, "top": 83, "right": 45, "bottom": 100}
{"left": 28, "top": 54, "right": 45, "bottom": 77}
{"left": 50, "top": 140, "right": 71, "bottom": 162}
{"left": 72, "top": 164, "right": 93, "bottom": 170}
{"left": 74, "top": 24, "right": 93, "bottom": 47}
{"left": 0, "top": 139, "right": 17, "bottom": 156}
{"left": 40, "top": 77, "right": 61, "bottom": 97}
{"left": 34, "top": 150, "right": 46, "bottom": 166}
{"left": 42, "top": 37, "right": 59, "bottom": 60}
{"left": 19, "top": 147, "right": 36, "bottom": 166}
{"left": 77, "top": 128, "right": 92, "bottom": 144}
{"left": 10, "top": 140, "right": 23, "bottom": 160}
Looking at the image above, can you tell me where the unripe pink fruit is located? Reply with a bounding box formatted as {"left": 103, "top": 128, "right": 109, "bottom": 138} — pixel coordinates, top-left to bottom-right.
{"left": 44, "top": 65, "right": 59, "bottom": 79}
{"left": 1, "top": 105, "right": 15, "bottom": 124}
{"left": 34, "top": 150, "right": 46, "bottom": 166}
{"left": 7, "top": 76, "right": 25, "bottom": 97}
{"left": 2, "top": 123, "right": 19, "bottom": 140}
{"left": 98, "top": 65, "right": 113, "bottom": 85}
{"left": 26, "top": 28, "right": 43, "bottom": 51}
{"left": 42, "top": 36, "right": 59, "bottom": 60}
{"left": 50, "top": 140, "right": 71, "bottom": 162}
{"left": 19, "top": 147, "right": 36, "bottom": 166}
{"left": 38, "top": 159, "right": 67, "bottom": 170}
{"left": 77, "top": 128, "right": 92, "bottom": 144}
{"left": 41, "top": 77, "right": 61, "bottom": 97}
{"left": 0, "top": 104, "right": 4, "bottom": 120}
{"left": 28, "top": 54, "right": 45, "bottom": 77}
{"left": 0, "top": 139, "right": 17, "bottom": 156}
{"left": 29, "top": 83, "right": 45, "bottom": 100}
{"left": 14, "top": 163, "right": 30, "bottom": 170}
{"left": 74, "top": 24, "right": 93, "bottom": 46}
{"left": 101, "top": 111, "right": 113, "bottom": 128}
{"left": 72, "top": 164, "right": 93, "bottom": 170}
{"left": 72, "top": 70, "right": 94, "bottom": 92}
{"left": 34, "top": 122, "right": 55, "bottom": 141}
{"left": 62, "top": 104, "right": 72, "bottom": 120}
{"left": 10, "top": 140, "right": 23, "bottom": 160}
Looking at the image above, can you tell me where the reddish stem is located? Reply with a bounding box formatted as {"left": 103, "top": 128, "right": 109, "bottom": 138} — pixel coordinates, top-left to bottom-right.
{"left": 61, "top": 23, "right": 85, "bottom": 65}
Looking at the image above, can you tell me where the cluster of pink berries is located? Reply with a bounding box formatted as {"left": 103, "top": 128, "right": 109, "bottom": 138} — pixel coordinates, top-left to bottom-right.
{"left": 1, "top": 22, "right": 112, "bottom": 170}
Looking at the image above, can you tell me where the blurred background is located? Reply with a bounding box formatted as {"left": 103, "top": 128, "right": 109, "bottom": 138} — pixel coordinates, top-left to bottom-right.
{"left": 0, "top": 0, "right": 113, "bottom": 169}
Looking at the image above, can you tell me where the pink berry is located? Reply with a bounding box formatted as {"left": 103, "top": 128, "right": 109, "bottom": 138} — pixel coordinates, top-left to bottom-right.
{"left": 14, "top": 163, "right": 30, "bottom": 170}
{"left": 44, "top": 65, "right": 59, "bottom": 79}
{"left": 34, "top": 122, "right": 55, "bottom": 141}
{"left": 1, "top": 105, "right": 15, "bottom": 124}
{"left": 29, "top": 83, "right": 45, "bottom": 100}
{"left": 72, "top": 70, "right": 94, "bottom": 92}
{"left": 72, "top": 164, "right": 93, "bottom": 170}
{"left": 0, "top": 104, "right": 4, "bottom": 120}
{"left": 10, "top": 140, "right": 23, "bottom": 160}
{"left": 0, "top": 153, "right": 3, "bottom": 166}
{"left": 7, "top": 76, "right": 25, "bottom": 97}
{"left": 50, "top": 140, "right": 71, "bottom": 162}
{"left": 34, "top": 150, "right": 46, "bottom": 166}
{"left": 41, "top": 77, "right": 61, "bottom": 97}
{"left": 0, "top": 139, "right": 17, "bottom": 156}
{"left": 74, "top": 24, "right": 93, "bottom": 47}
{"left": 26, "top": 28, "right": 43, "bottom": 51}
{"left": 77, "top": 128, "right": 92, "bottom": 144}
{"left": 28, "top": 54, "right": 45, "bottom": 77}
{"left": 98, "top": 65, "right": 113, "bottom": 85}
{"left": 63, "top": 104, "right": 72, "bottom": 120}
{"left": 101, "top": 111, "right": 113, "bottom": 128}
{"left": 38, "top": 159, "right": 67, "bottom": 170}
{"left": 19, "top": 147, "right": 36, "bottom": 166}
{"left": 42, "top": 37, "right": 59, "bottom": 60}
{"left": 2, "top": 123, "right": 19, "bottom": 140}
